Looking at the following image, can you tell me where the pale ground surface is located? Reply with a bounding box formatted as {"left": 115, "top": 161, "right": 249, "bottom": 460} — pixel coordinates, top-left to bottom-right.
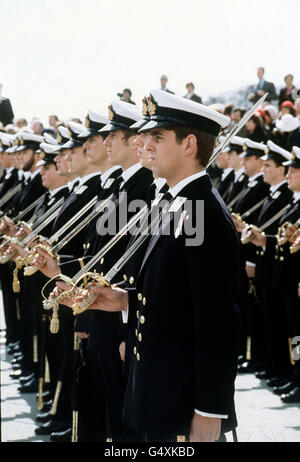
{"left": 1, "top": 290, "right": 299, "bottom": 443}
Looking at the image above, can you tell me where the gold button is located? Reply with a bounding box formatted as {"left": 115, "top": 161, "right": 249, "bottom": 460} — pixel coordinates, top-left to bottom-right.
{"left": 140, "top": 315, "right": 145, "bottom": 324}
{"left": 260, "top": 251, "right": 264, "bottom": 256}
{"left": 136, "top": 353, "right": 140, "bottom": 361}
{"left": 123, "top": 274, "right": 128, "bottom": 281}
{"left": 275, "top": 255, "right": 278, "bottom": 260}
{"left": 136, "top": 310, "right": 139, "bottom": 319}
{"left": 280, "top": 256, "right": 284, "bottom": 261}
{"left": 138, "top": 333, "right": 142, "bottom": 342}
{"left": 100, "top": 258, "right": 104, "bottom": 265}
{"left": 100, "top": 272, "right": 104, "bottom": 277}
{"left": 280, "top": 247, "right": 283, "bottom": 252}
{"left": 142, "top": 297, "right": 146, "bottom": 306}
{"left": 137, "top": 293, "right": 142, "bottom": 301}
{"left": 129, "top": 276, "right": 134, "bottom": 284}
{"left": 256, "top": 250, "right": 259, "bottom": 255}
{"left": 83, "top": 243, "right": 86, "bottom": 250}
{"left": 133, "top": 346, "right": 137, "bottom": 355}
{"left": 135, "top": 329, "right": 138, "bottom": 337}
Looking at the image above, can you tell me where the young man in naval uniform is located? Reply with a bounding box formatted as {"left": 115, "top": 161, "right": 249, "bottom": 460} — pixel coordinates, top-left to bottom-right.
{"left": 79, "top": 89, "right": 241, "bottom": 442}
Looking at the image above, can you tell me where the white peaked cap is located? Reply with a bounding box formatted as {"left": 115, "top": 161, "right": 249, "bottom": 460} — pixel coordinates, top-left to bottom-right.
{"left": 44, "top": 132, "right": 58, "bottom": 145}
{"left": 265, "top": 140, "right": 292, "bottom": 160}
{"left": 139, "top": 89, "right": 230, "bottom": 135}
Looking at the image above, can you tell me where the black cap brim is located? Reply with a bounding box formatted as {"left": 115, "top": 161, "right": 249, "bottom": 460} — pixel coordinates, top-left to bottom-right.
{"left": 60, "top": 140, "right": 84, "bottom": 149}
{"left": 130, "top": 118, "right": 150, "bottom": 130}
{"left": 138, "top": 120, "right": 177, "bottom": 133}
{"left": 283, "top": 160, "right": 300, "bottom": 168}
{"left": 78, "top": 129, "right": 100, "bottom": 139}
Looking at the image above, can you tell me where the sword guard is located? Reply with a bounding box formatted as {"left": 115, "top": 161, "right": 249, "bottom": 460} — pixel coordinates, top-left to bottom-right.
{"left": 72, "top": 274, "right": 110, "bottom": 315}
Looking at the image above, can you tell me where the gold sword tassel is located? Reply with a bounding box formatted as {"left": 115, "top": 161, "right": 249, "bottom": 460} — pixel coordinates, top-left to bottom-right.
{"left": 50, "top": 381, "right": 62, "bottom": 416}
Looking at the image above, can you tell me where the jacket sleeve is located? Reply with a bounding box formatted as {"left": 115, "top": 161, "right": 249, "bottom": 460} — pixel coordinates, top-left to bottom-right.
{"left": 184, "top": 209, "right": 241, "bottom": 415}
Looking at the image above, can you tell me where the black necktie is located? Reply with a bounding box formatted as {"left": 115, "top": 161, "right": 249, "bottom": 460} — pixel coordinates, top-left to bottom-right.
{"left": 112, "top": 176, "right": 124, "bottom": 193}
{"left": 70, "top": 180, "right": 79, "bottom": 194}
{"left": 162, "top": 191, "right": 173, "bottom": 202}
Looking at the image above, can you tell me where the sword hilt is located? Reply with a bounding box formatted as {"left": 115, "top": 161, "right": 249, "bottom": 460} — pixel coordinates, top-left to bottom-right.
{"left": 71, "top": 274, "right": 110, "bottom": 315}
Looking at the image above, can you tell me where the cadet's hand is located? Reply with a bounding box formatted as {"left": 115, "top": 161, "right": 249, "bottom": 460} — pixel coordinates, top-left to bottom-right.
{"left": 245, "top": 264, "right": 255, "bottom": 279}
{"left": 248, "top": 93, "right": 255, "bottom": 101}
{"left": 32, "top": 248, "right": 60, "bottom": 278}
{"left": 76, "top": 284, "right": 128, "bottom": 312}
{"left": 49, "top": 283, "right": 75, "bottom": 308}
{"left": 16, "top": 223, "right": 31, "bottom": 237}
{"left": 76, "top": 332, "right": 89, "bottom": 339}
{"left": 248, "top": 228, "right": 266, "bottom": 247}
{"left": 189, "top": 413, "right": 221, "bottom": 442}
{"left": 257, "top": 89, "right": 265, "bottom": 96}
{"left": 8, "top": 242, "right": 28, "bottom": 259}
{"left": 232, "top": 215, "right": 247, "bottom": 233}
{"left": 285, "top": 226, "right": 300, "bottom": 244}
{"left": 119, "top": 341, "right": 126, "bottom": 362}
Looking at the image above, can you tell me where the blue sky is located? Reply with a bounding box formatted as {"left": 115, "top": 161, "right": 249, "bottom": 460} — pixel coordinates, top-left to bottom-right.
{"left": 1, "top": 0, "right": 299, "bottom": 124}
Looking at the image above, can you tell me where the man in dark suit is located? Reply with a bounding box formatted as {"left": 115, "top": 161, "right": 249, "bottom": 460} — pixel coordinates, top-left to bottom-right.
{"left": 249, "top": 146, "right": 300, "bottom": 402}
{"left": 214, "top": 141, "right": 235, "bottom": 201}
{"left": 237, "top": 141, "right": 293, "bottom": 380}
{"left": 33, "top": 121, "right": 104, "bottom": 441}
{"left": 232, "top": 139, "right": 269, "bottom": 372}
{"left": 224, "top": 136, "right": 248, "bottom": 207}
{"left": 14, "top": 133, "right": 47, "bottom": 220}
{"left": 184, "top": 82, "right": 202, "bottom": 104}
{"left": 82, "top": 89, "right": 241, "bottom": 442}
{"left": 0, "top": 135, "right": 19, "bottom": 198}
{"left": 12, "top": 144, "right": 69, "bottom": 391}
{"left": 248, "top": 67, "right": 277, "bottom": 104}
{"left": 0, "top": 83, "right": 14, "bottom": 126}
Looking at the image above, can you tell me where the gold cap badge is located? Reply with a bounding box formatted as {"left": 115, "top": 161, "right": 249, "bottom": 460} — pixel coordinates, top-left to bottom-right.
{"left": 148, "top": 97, "right": 157, "bottom": 116}
{"left": 85, "top": 115, "right": 90, "bottom": 128}
{"left": 291, "top": 151, "right": 296, "bottom": 160}
{"left": 40, "top": 150, "right": 45, "bottom": 159}
{"left": 57, "top": 133, "right": 62, "bottom": 144}
{"left": 108, "top": 105, "right": 115, "bottom": 121}
{"left": 243, "top": 143, "right": 248, "bottom": 151}
{"left": 142, "top": 97, "right": 148, "bottom": 117}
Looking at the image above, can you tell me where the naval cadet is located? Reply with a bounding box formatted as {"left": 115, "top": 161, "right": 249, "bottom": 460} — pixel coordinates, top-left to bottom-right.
{"left": 80, "top": 89, "right": 241, "bottom": 442}
{"left": 249, "top": 146, "right": 300, "bottom": 401}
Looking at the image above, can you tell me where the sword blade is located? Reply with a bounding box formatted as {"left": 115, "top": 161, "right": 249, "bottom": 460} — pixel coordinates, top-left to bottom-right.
{"left": 207, "top": 93, "right": 269, "bottom": 168}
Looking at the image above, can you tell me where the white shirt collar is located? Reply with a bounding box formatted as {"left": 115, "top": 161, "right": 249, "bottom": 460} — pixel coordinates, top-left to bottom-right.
{"left": 293, "top": 192, "right": 300, "bottom": 202}
{"left": 30, "top": 168, "right": 41, "bottom": 180}
{"left": 24, "top": 171, "right": 31, "bottom": 180}
{"left": 49, "top": 184, "right": 68, "bottom": 198}
{"left": 234, "top": 167, "right": 245, "bottom": 182}
{"left": 269, "top": 180, "right": 287, "bottom": 194}
{"left": 154, "top": 177, "right": 167, "bottom": 195}
{"left": 68, "top": 176, "right": 80, "bottom": 192}
{"left": 18, "top": 170, "right": 24, "bottom": 181}
{"left": 100, "top": 165, "right": 121, "bottom": 187}
{"left": 221, "top": 167, "right": 233, "bottom": 181}
{"left": 168, "top": 170, "right": 207, "bottom": 198}
{"left": 4, "top": 167, "right": 15, "bottom": 179}
{"left": 78, "top": 171, "right": 101, "bottom": 187}
{"left": 121, "top": 163, "right": 143, "bottom": 183}
{"left": 248, "top": 172, "right": 263, "bottom": 183}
